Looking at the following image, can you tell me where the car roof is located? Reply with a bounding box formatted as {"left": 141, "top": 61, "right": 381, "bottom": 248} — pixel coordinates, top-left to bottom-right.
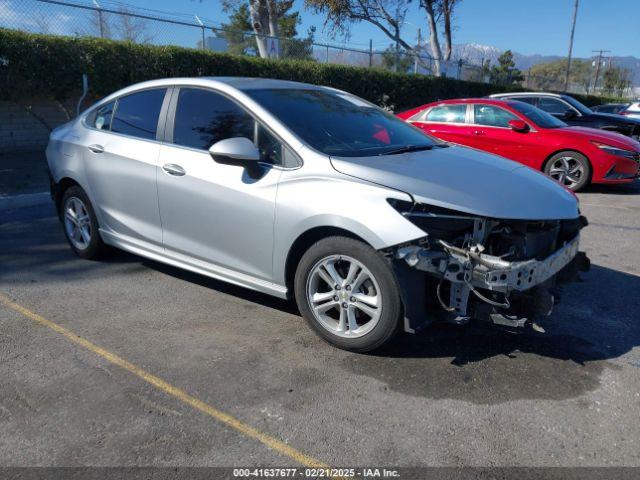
{"left": 115, "top": 77, "right": 324, "bottom": 93}
{"left": 426, "top": 98, "right": 519, "bottom": 107}
{"left": 489, "top": 92, "right": 562, "bottom": 98}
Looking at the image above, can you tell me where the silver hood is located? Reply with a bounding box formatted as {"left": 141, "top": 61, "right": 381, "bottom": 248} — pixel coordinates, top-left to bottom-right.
{"left": 330, "top": 145, "right": 579, "bottom": 220}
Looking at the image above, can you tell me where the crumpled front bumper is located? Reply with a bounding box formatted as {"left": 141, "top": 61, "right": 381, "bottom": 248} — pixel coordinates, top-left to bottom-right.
{"left": 393, "top": 233, "right": 589, "bottom": 332}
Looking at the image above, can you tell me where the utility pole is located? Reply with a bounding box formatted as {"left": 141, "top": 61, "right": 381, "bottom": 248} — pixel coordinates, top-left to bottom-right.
{"left": 369, "top": 39, "right": 373, "bottom": 68}
{"left": 563, "top": 0, "right": 579, "bottom": 92}
{"left": 591, "top": 49, "right": 611, "bottom": 93}
{"left": 414, "top": 28, "right": 421, "bottom": 74}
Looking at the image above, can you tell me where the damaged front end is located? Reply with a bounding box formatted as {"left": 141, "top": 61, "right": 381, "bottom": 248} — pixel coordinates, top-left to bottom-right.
{"left": 385, "top": 200, "right": 590, "bottom": 333}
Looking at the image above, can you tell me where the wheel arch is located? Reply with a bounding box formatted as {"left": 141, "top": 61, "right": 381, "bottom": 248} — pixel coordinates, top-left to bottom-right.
{"left": 284, "top": 226, "right": 370, "bottom": 299}
{"left": 53, "top": 177, "right": 83, "bottom": 216}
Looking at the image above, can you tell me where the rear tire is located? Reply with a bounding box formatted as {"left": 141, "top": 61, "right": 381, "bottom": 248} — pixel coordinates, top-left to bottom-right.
{"left": 544, "top": 151, "right": 591, "bottom": 192}
{"left": 60, "top": 186, "right": 109, "bottom": 260}
{"left": 294, "top": 236, "right": 402, "bottom": 352}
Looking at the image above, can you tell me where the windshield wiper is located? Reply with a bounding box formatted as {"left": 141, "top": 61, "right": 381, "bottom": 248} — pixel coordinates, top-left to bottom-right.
{"left": 379, "top": 144, "right": 445, "bottom": 156}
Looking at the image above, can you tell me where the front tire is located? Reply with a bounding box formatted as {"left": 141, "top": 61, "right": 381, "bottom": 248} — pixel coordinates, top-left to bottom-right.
{"left": 294, "top": 236, "right": 402, "bottom": 352}
{"left": 61, "top": 186, "right": 108, "bottom": 259}
{"left": 544, "top": 151, "right": 591, "bottom": 191}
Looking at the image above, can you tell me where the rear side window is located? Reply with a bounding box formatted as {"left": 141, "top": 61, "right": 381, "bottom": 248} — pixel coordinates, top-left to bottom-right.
{"left": 537, "top": 97, "right": 571, "bottom": 115}
{"left": 173, "top": 88, "right": 254, "bottom": 150}
{"left": 473, "top": 104, "right": 517, "bottom": 128}
{"left": 424, "top": 104, "right": 467, "bottom": 123}
{"left": 87, "top": 101, "right": 115, "bottom": 130}
{"left": 111, "top": 89, "right": 166, "bottom": 140}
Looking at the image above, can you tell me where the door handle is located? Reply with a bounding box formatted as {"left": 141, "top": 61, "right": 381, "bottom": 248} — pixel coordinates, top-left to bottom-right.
{"left": 472, "top": 130, "right": 484, "bottom": 135}
{"left": 162, "top": 163, "right": 186, "bottom": 176}
{"left": 87, "top": 144, "right": 104, "bottom": 154}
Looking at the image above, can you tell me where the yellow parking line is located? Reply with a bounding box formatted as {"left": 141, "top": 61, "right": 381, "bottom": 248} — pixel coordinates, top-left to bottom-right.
{"left": 0, "top": 292, "right": 328, "bottom": 469}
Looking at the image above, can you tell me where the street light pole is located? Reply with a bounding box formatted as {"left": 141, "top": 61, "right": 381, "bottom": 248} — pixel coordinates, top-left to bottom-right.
{"left": 563, "top": 0, "right": 579, "bottom": 92}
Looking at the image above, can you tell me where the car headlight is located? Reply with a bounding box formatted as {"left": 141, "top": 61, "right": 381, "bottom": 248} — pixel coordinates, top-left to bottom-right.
{"left": 591, "top": 141, "right": 638, "bottom": 159}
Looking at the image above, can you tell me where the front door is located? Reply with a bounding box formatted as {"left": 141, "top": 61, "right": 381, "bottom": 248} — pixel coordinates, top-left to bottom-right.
{"left": 156, "top": 87, "right": 282, "bottom": 281}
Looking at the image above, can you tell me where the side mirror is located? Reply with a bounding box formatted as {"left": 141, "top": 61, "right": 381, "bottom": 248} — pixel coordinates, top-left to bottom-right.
{"left": 508, "top": 119, "right": 529, "bottom": 132}
{"left": 563, "top": 109, "right": 577, "bottom": 120}
{"left": 209, "top": 137, "right": 261, "bottom": 163}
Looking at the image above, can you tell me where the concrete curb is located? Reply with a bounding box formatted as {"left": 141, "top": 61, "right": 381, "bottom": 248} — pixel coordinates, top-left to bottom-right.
{"left": 0, "top": 192, "right": 52, "bottom": 211}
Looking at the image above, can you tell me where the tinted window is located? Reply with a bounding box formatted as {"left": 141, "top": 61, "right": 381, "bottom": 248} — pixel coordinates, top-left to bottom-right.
{"left": 244, "top": 89, "right": 439, "bottom": 157}
{"left": 256, "top": 125, "right": 282, "bottom": 165}
{"left": 173, "top": 88, "right": 254, "bottom": 150}
{"left": 537, "top": 97, "right": 572, "bottom": 115}
{"left": 507, "top": 101, "right": 567, "bottom": 129}
{"left": 510, "top": 96, "right": 536, "bottom": 105}
{"left": 88, "top": 101, "right": 114, "bottom": 130}
{"left": 425, "top": 104, "right": 467, "bottom": 123}
{"left": 473, "top": 104, "right": 517, "bottom": 127}
{"left": 111, "top": 89, "right": 166, "bottom": 140}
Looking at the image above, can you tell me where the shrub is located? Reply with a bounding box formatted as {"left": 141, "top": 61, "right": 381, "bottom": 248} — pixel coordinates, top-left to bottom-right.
{"left": 0, "top": 28, "right": 624, "bottom": 110}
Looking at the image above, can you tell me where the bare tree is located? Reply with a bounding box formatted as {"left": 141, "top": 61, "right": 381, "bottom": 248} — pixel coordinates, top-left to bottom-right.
{"left": 116, "top": 8, "right": 153, "bottom": 43}
{"left": 307, "top": 0, "right": 461, "bottom": 76}
{"left": 306, "top": 0, "right": 427, "bottom": 69}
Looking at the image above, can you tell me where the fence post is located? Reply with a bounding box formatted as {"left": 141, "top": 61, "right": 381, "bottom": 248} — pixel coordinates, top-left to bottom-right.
{"left": 369, "top": 39, "right": 372, "bottom": 68}
{"left": 195, "top": 15, "right": 205, "bottom": 50}
{"left": 92, "top": 0, "right": 104, "bottom": 38}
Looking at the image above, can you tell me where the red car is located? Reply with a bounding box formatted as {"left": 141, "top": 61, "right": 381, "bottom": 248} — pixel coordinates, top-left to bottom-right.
{"left": 397, "top": 98, "right": 640, "bottom": 191}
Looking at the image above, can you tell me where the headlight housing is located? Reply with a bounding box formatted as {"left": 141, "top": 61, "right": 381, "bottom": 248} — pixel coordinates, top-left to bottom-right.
{"left": 591, "top": 141, "right": 638, "bottom": 159}
{"left": 387, "top": 199, "right": 477, "bottom": 240}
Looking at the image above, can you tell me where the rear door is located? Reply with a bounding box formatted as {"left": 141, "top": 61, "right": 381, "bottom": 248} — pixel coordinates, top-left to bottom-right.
{"left": 82, "top": 88, "right": 168, "bottom": 247}
{"left": 409, "top": 104, "right": 472, "bottom": 146}
{"left": 156, "top": 87, "right": 285, "bottom": 281}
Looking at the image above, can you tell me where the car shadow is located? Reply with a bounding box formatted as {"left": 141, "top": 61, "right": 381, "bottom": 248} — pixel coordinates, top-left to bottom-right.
{"left": 338, "top": 264, "right": 640, "bottom": 403}
{"left": 141, "top": 258, "right": 299, "bottom": 316}
{"left": 580, "top": 181, "right": 640, "bottom": 195}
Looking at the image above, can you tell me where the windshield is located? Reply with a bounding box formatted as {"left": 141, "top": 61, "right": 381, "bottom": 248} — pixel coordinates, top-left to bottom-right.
{"left": 507, "top": 101, "right": 567, "bottom": 129}
{"left": 245, "top": 88, "right": 440, "bottom": 157}
{"left": 562, "top": 95, "right": 593, "bottom": 114}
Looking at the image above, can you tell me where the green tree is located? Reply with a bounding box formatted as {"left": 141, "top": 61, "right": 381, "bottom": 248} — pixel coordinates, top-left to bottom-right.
{"left": 490, "top": 50, "right": 523, "bottom": 86}
{"left": 218, "top": 3, "right": 315, "bottom": 60}
{"left": 216, "top": 3, "right": 254, "bottom": 55}
{"left": 381, "top": 45, "right": 413, "bottom": 73}
{"left": 528, "top": 59, "right": 592, "bottom": 93}
{"left": 602, "top": 66, "right": 632, "bottom": 97}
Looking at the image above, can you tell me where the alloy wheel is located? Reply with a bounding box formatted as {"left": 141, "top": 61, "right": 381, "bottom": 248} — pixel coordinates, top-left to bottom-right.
{"left": 548, "top": 156, "right": 585, "bottom": 189}
{"left": 306, "top": 255, "right": 382, "bottom": 338}
{"left": 64, "top": 196, "right": 92, "bottom": 250}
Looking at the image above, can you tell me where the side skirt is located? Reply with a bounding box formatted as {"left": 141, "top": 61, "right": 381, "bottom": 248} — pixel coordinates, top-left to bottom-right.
{"left": 100, "top": 229, "right": 289, "bottom": 299}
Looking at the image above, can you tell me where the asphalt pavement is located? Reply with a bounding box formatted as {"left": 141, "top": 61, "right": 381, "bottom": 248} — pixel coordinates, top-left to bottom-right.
{"left": 1, "top": 182, "right": 639, "bottom": 469}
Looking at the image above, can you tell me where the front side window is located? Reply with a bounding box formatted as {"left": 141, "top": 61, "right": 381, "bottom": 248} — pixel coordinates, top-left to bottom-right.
{"left": 111, "top": 89, "right": 166, "bottom": 140}
{"left": 245, "top": 88, "right": 439, "bottom": 157}
{"left": 424, "top": 104, "right": 467, "bottom": 123}
{"left": 87, "top": 101, "right": 114, "bottom": 130}
{"left": 173, "top": 88, "right": 254, "bottom": 151}
{"left": 473, "top": 104, "right": 518, "bottom": 128}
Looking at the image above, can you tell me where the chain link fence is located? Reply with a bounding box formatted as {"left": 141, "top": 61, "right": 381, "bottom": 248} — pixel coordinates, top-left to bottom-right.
{"left": 0, "top": 0, "right": 632, "bottom": 97}
{"left": 0, "top": 0, "right": 485, "bottom": 79}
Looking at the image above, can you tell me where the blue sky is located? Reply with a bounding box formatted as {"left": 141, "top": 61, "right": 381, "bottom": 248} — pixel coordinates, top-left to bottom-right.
{"left": 7, "top": 0, "right": 640, "bottom": 58}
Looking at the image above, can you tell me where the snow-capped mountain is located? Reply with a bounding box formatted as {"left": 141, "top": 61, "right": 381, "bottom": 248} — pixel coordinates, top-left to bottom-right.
{"left": 450, "top": 43, "right": 640, "bottom": 87}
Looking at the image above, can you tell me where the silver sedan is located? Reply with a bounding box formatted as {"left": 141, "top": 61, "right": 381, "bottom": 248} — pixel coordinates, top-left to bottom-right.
{"left": 47, "top": 77, "right": 589, "bottom": 351}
